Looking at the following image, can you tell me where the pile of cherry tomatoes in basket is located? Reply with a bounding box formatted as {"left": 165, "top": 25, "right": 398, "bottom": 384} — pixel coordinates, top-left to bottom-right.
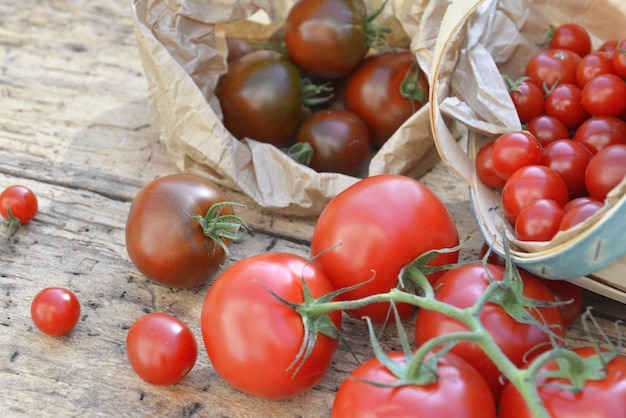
{"left": 476, "top": 23, "right": 626, "bottom": 242}
{"left": 216, "top": 0, "right": 428, "bottom": 175}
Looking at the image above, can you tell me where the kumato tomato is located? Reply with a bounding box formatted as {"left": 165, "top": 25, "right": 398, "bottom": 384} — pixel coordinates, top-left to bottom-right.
{"left": 201, "top": 252, "right": 341, "bottom": 399}
{"left": 126, "top": 313, "right": 197, "bottom": 386}
{"left": 331, "top": 351, "right": 496, "bottom": 418}
{"left": 31, "top": 287, "right": 81, "bottom": 336}
{"left": 311, "top": 174, "right": 459, "bottom": 323}
{"left": 344, "top": 50, "right": 429, "bottom": 147}
{"left": 499, "top": 347, "right": 626, "bottom": 418}
{"left": 126, "top": 173, "right": 247, "bottom": 288}
{"left": 215, "top": 50, "right": 307, "bottom": 147}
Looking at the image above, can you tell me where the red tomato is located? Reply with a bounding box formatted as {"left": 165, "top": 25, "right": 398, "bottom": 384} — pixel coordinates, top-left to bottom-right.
{"left": 31, "top": 287, "right": 81, "bottom": 336}
{"left": 498, "top": 347, "right": 626, "bottom": 418}
{"left": 126, "top": 313, "right": 197, "bottom": 386}
{"left": 311, "top": 174, "right": 459, "bottom": 323}
{"left": 0, "top": 185, "right": 38, "bottom": 232}
{"left": 201, "top": 252, "right": 341, "bottom": 399}
{"left": 344, "top": 50, "right": 429, "bottom": 147}
{"left": 585, "top": 144, "right": 626, "bottom": 200}
{"left": 527, "top": 114, "right": 571, "bottom": 147}
{"left": 295, "top": 109, "right": 370, "bottom": 175}
{"left": 525, "top": 49, "right": 581, "bottom": 90}
{"left": 491, "top": 131, "right": 543, "bottom": 181}
{"left": 576, "top": 51, "right": 618, "bottom": 87}
{"left": 541, "top": 139, "right": 593, "bottom": 198}
{"left": 548, "top": 23, "right": 592, "bottom": 58}
{"left": 612, "top": 39, "right": 626, "bottom": 78}
{"left": 501, "top": 165, "right": 569, "bottom": 225}
{"left": 560, "top": 200, "right": 604, "bottom": 231}
{"left": 539, "top": 278, "right": 583, "bottom": 328}
{"left": 284, "top": 0, "right": 371, "bottom": 78}
{"left": 515, "top": 198, "right": 565, "bottom": 242}
{"left": 581, "top": 74, "right": 626, "bottom": 117}
{"left": 544, "top": 83, "right": 589, "bottom": 129}
{"left": 475, "top": 141, "right": 507, "bottom": 189}
{"left": 563, "top": 196, "right": 602, "bottom": 212}
{"left": 414, "top": 263, "right": 565, "bottom": 400}
{"left": 332, "top": 351, "right": 496, "bottom": 418}
{"left": 216, "top": 50, "right": 307, "bottom": 147}
{"left": 507, "top": 78, "right": 545, "bottom": 123}
{"left": 598, "top": 39, "right": 618, "bottom": 56}
{"left": 126, "top": 174, "right": 247, "bottom": 288}
{"left": 573, "top": 115, "right": 626, "bottom": 153}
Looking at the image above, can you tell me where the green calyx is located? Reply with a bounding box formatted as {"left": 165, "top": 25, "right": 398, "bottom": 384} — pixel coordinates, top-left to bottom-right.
{"left": 364, "top": 0, "right": 392, "bottom": 51}
{"left": 285, "top": 142, "right": 314, "bottom": 166}
{"left": 400, "top": 63, "right": 427, "bottom": 112}
{"left": 300, "top": 77, "right": 334, "bottom": 107}
{"left": 187, "top": 201, "right": 250, "bottom": 266}
{"left": 3, "top": 207, "right": 23, "bottom": 235}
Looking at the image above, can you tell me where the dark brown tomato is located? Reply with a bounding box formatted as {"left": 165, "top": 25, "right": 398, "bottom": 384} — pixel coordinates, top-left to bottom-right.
{"left": 284, "top": 0, "right": 369, "bottom": 79}
{"left": 225, "top": 37, "right": 258, "bottom": 64}
{"left": 126, "top": 174, "right": 238, "bottom": 288}
{"left": 344, "top": 50, "right": 428, "bottom": 147}
{"left": 296, "top": 109, "right": 370, "bottom": 175}
{"left": 216, "top": 50, "right": 306, "bottom": 147}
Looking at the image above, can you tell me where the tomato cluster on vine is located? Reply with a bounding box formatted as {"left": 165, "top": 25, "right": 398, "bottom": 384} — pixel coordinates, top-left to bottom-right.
{"left": 216, "top": 0, "right": 429, "bottom": 176}
{"left": 476, "top": 23, "right": 626, "bottom": 242}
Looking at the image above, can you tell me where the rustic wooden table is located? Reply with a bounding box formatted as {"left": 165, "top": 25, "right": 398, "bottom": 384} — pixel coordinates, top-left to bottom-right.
{"left": 1, "top": 1, "right": 624, "bottom": 417}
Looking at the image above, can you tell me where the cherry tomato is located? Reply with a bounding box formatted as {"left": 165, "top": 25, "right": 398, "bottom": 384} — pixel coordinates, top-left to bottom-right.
{"left": 332, "top": 351, "right": 496, "bottom": 418}
{"left": 573, "top": 115, "right": 626, "bottom": 153}
{"left": 525, "top": 49, "right": 581, "bottom": 90}
{"left": 126, "top": 312, "right": 197, "bottom": 386}
{"left": 414, "top": 263, "right": 565, "bottom": 400}
{"left": 527, "top": 114, "right": 571, "bottom": 147}
{"left": 539, "top": 279, "right": 583, "bottom": 328}
{"left": 585, "top": 144, "right": 626, "bottom": 200}
{"left": 225, "top": 37, "right": 257, "bottom": 63}
{"left": 344, "top": 50, "right": 429, "bottom": 147}
{"left": 31, "top": 287, "right": 81, "bottom": 336}
{"left": 284, "top": 0, "right": 371, "bottom": 79}
{"left": 544, "top": 83, "right": 589, "bottom": 129}
{"left": 311, "top": 174, "right": 459, "bottom": 323}
{"left": 515, "top": 198, "right": 565, "bottom": 242}
{"left": 612, "top": 39, "right": 626, "bottom": 78}
{"left": 507, "top": 78, "right": 545, "bottom": 123}
{"left": 541, "top": 139, "right": 593, "bottom": 198}
{"left": 201, "top": 252, "right": 341, "bottom": 399}
{"left": 547, "top": 23, "right": 592, "bottom": 58}
{"left": 559, "top": 200, "right": 604, "bottom": 231}
{"left": 563, "top": 196, "right": 602, "bottom": 212}
{"left": 501, "top": 165, "right": 569, "bottom": 225}
{"left": 475, "top": 141, "right": 507, "bottom": 189}
{"left": 0, "top": 185, "right": 38, "bottom": 231}
{"left": 576, "top": 51, "right": 617, "bottom": 87}
{"left": 295, "top": 109, "right": 370, "bottom": 175}
{"left": 499, "top": 347, "right": 626, "bottom": 418}
{"left": 581, "top": 73, "right": 626, "bottom": 117}
{"left": 597, "top": 39, "right": 618, "bottom": 56}
{"left": 126, "top": 174, "right": 245, "bottom": 288}
{"left": 491, "top": 131, "right": 543, "bottom": 181}
{"left": 216, "top": 50, "right": 307, "bottom": 147}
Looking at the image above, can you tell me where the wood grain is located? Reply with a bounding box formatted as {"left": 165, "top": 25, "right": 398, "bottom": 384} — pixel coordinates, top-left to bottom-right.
{"left": 0, "top": 1, "right": 624, "bottom": 417}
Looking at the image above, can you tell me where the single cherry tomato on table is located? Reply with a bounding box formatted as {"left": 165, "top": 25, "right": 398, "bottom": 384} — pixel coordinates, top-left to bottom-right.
{"left": 31, "top": 287, "right": 81, "bottom": 336}
{"left": 0, "top": 185, "right": 38, "bottom": 232}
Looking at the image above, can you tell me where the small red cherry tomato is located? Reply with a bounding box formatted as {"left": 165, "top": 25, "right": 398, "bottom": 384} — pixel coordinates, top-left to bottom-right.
{"left": 31, "top": 287, "right": 81, "bottom": 336}
{"left": 581, "top": 74, "right": 626, "bottom": 117}
{"left": 544, "top": 83, "right": 589, "bottom": 129}
{"left": 527, "top": 114, "right": 571, "bottom": 147}
{"left": 491, "top": 131, "right": 543, "bottom": 181}
{"left": 573, "top": 115, "right": 626, "bottom": 154}
{"left": 515, "top": 198, "right": 565, "bottom": 242}
{"left": 541, "top": 139, "right": 593, "bottom": 199}
{"left": 475, "top": 142, "right": 507, "bottom": 189}
{"left": 0, "top": 185, "right": 39, "bottom": 230}
{"left": 559, "top": 200, "right": 604, "bottom": 231}
{"left": 548, "top": 23, "right": 592, "bottom": 58}
{"left": 585, "top": 144, "right": 626, "bottom": 200}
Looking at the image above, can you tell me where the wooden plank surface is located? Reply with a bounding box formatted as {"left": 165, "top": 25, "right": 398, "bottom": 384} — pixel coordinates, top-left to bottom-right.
{"left": 0, "top": 1, "right": 624, "bottom": 417}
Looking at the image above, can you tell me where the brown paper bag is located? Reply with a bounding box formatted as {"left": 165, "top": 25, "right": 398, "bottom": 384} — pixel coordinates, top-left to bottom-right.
{"left": 132, "top": 0, "right": 442, "bottom": 216}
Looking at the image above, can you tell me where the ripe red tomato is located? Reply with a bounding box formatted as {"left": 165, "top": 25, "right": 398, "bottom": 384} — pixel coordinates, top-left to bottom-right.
{"left": 491, "top": 131, "right": 543, "bottom": 181}
{"left": 525, "top": 49, "right": 581, "bottom": 90}
{"left": 295, "top": 109, "right": 370, "bottom": 175}
{"left": 310, "top": 174, "right": 459, "bottom": 323}
{"left": 344, "top": 50, "right": 429, "bottom": 147}
{"left": 585, "top": 144, "right": 626, "bottom": 200}
{"left": 548, "top": 23, "right": 592, "bottom": 58}
{"left": 559, "top": 199, "right": 603, "bottom": 231}
{"left": 31, "top": 287, "right": 81, "bottom": 336}
{"left": 498, "top": 347, "right": 626, "bottom": 418}
{"left": 539, "top": 278, "right": 583, "bottom": 328}
{"left": 501, "top": 165, "right": 569, "bottom": 225}
{"left": 216, "top": 50, "right": 307, "bottom": 147}
{"left": 126, "top": 173, "right": 246, "bottom": 288}
{"left": 332, "top": 351, "right": 496, "bottom": 417}
{"left": 541, "top": 139, "right": 593, "bottom": 198}
{"left": 126, "top": 312, "right": 197, "bottom": 386}
{"left": 544, "top": 82, "right": 589, "bottom": 129}
{"left": 284, "top": 0, "right": 372, "bottom": 79}
{"left": 581, "top": 73, "right": 626, "bottom": 117}
{"left": 475, "top": 141, "right": 507, "bottom": 189}
{"left": 201, "top": 252, "right": 341, "bottom": 399}
{"left": 563, "top": 196, "right": 602, "bottom": 212}
{"left": 515, "top": 198, "right": 565, "bottom": 242}
{"left": 576, "top": 51, "right": 617, "bottom": 87}
{"left": 612, "top": 39, "right": 626, "bottom": 78}
{"left": 414, "top": 263, "right": 565, "bottom": 400}
{"left": 0, "top": 185, "right": 38, "bottom": 231}
{"left": 573, "top": 115, "right": 626, "bottom": 153}
{"left": 526, "top": 114, "right": 571, "bottom": 147}
{"left": 507, "top": 78, "right": 545, "bottom": 123}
